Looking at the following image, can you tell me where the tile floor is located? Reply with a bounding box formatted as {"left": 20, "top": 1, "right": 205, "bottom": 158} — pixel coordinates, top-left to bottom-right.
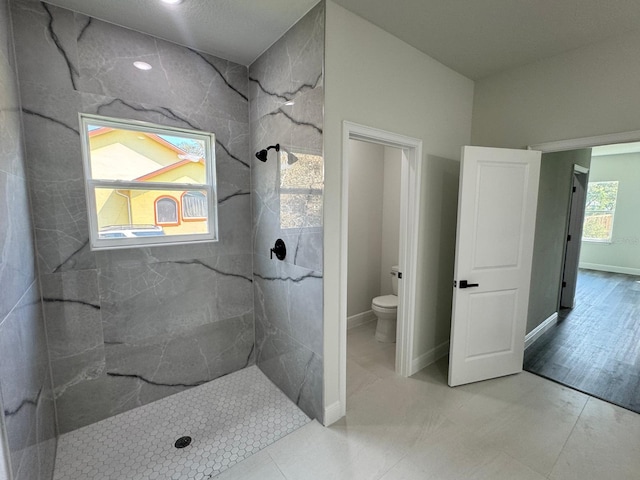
{"left": 216, "top": 321, "right": 640, "bottom": 480}
{"left": 53, "top": 366, "right": 310, "bottom": 479}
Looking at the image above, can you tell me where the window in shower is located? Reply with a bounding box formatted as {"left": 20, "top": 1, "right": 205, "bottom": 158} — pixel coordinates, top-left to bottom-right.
{"left": 278, "top": 147, "right": 323, "bottom": 230}
{"left": 79, "top": 114, "right": 218, "bottom": 250}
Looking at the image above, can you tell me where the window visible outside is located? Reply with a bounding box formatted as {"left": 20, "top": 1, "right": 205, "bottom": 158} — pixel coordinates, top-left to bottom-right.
{"left": 582, "top": 181, "right": 619, "bottom": 242}
{"left": 80, "top": 114, "right": 218, "bottom": 250}
{"left": 279, "top": 149, "right": 323, "bottom": 229}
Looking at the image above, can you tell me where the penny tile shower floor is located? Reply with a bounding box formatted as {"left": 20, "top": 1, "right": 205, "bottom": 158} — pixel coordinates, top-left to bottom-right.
{"left": 53, "top": 366, "right": 310, "bottom": 479}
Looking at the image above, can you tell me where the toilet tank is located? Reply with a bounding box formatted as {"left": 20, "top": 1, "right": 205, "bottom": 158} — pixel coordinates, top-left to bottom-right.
{"left": 391, "top": 265, "right": 399, "bottom": 295}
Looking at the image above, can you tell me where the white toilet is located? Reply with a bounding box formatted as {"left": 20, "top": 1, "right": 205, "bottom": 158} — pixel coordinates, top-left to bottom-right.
{"left": 371, "top": 266, "right": 399, "bottom": 343}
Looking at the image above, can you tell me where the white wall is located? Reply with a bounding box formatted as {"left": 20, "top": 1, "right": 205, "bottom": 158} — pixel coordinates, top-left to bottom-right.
{"left": 580, "top": 153, "right": 640, "bottom": 275}
{"left": 381, "top": 147, "right": 401, "bottom": 294}
{"left": 472, "top": 30, "right": 640, "bottom": 148}
{"left": 346, "top": 142, "right": 402, "bottom": 317}
{"left": 324, "top": 0, "right": 474, "bottom": 416}
{"left": 347, "top": 140, "right": 384, "bottom": 316}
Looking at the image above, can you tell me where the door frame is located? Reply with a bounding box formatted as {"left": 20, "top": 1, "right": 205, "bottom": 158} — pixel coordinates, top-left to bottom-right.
{"left": 559, "top": 165, "right": 589, "bottom": 309}
{"left": 529, "top": 129, "right": 640, "bottom": 153}
{"left": 338, "top": 121, "right": 423, "bottom": 417}
{"left": 524, "top": 129, "right": 640, "bottom": 348}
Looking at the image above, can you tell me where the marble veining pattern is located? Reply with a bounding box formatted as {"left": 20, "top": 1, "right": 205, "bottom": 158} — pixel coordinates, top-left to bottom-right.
{"left": 53, "top": 366, "right": 310, "bottom": 480}
{"left": 1, "top": 0, "right": 57, "bottom": 478}
{"left": 10, "top": 0, "right": 255, "bottom": 434}
{"left": 0, "top": 283, "right": 57, "bottom": 480}
{"left": 250, "top": 2, "right": 325, "bottom": 422}
{"left": 248, "top": 2, "right": 324, "bottom": 122}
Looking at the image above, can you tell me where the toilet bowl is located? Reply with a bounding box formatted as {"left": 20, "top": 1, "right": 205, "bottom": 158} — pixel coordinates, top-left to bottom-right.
{"left": 371, "top": 266, "right": 399, "bottom": 343}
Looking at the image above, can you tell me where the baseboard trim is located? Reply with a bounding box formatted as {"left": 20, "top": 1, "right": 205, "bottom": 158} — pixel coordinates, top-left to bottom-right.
{"left": 525, "top": 312, "right": 558, "bottom": 349}
{"left": 323, "top": 401, "right": 343, "bottom": 426}
{"left": 347, "top": 310, "right": 376, "bottom": 330}
{"left": 579, "top": 263, "right": 640, "bottom": 276}
{"left": 410, "top": 340, "right": 450, "bottom": 375}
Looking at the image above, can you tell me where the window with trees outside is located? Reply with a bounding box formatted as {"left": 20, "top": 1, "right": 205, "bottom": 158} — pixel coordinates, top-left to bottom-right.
{"left": 80, "top": 114, "right": 218, "bottom": 250}
{"left": 582, "top": 181, "right": 619, "bottom": 242}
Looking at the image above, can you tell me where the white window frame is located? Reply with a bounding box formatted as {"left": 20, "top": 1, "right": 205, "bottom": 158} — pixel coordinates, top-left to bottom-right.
{"left": 582, "top": 180, "right": 618, "bottom": 243}
{"left": 79, "top": 113, "right": 218, "bottom": 250}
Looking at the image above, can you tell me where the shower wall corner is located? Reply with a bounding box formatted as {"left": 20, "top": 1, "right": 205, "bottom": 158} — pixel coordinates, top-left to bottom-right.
{"left": 249, "top": 1, "right": 326, "bottom": 422}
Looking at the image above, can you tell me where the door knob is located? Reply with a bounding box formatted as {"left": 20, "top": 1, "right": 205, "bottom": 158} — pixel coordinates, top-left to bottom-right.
{"left": 459, "top": 280, "right": 479, "bottom": 289}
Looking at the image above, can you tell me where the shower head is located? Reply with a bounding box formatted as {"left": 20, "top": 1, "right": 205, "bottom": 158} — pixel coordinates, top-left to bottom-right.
{"left": 255, "top": 149, "right": 268, "bottom": 162}
{"left": 255, "top": 143, "right": 280, "bottom": 162}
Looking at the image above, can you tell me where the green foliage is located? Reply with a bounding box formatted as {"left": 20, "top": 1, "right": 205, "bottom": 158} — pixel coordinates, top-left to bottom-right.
{"left": 582, "top": 181, "right": 618, "bottom": 240}
{"left": 585, "top": 181, "right": 618, "bottom": 211}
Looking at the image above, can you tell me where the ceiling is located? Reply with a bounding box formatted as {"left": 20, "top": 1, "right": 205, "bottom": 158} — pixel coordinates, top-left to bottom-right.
{"left": 44, "top": 0, "right": 320, "bottom": 66}
{"left": 45, "top": 0, "right": 640, "bottom": 78}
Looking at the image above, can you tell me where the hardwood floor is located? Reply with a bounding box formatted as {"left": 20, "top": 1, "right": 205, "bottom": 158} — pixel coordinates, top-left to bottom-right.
{"left": 524, "top": 269, "right": 640, "bottom": 414}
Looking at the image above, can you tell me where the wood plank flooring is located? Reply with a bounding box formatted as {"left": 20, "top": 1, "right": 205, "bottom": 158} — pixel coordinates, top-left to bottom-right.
{"left": 524, "top": 269, "right": 640, "bottom": 414}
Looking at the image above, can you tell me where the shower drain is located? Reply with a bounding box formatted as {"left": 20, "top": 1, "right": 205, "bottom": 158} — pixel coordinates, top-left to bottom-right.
{"left": 174, "top": 436, "right": 192, "bottom": 449}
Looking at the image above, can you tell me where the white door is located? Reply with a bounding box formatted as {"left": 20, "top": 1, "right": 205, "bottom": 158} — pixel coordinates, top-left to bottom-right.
{"left": 448, "top": 146, "right": 541, "bottom": 387}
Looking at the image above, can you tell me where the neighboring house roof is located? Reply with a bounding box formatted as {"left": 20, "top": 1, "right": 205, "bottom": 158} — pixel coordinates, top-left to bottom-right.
{"left": 134, "top": 158, "right": 203, "bottom": 181}
{"left": 89, "top": 127, "right": 199, "bottom": 158}
{"left": 88, "top": 127, "right": 204, "bottom": 182}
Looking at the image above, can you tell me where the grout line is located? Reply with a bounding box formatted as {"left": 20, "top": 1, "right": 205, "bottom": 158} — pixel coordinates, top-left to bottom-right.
{"left": 267, "top": 451, "right": 288, "bottom": 479}
{"left": 546, "top": 396, "right": 590, "bottom": 478}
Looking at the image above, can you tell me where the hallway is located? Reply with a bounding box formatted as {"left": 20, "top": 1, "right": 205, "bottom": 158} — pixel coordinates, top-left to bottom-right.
{"left": 524, "top": 269, "right": 640, "bottom": 414}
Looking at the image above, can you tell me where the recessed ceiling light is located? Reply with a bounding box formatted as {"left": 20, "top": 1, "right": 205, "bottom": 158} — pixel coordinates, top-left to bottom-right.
{"left": 133, "top": 61, "right": 152, "bottom": 71}
{"left": 161, "top": 0, "right": 183, "bottom": 4}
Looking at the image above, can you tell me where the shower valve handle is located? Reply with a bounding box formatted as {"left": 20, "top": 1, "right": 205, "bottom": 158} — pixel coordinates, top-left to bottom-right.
{"left": 270, "top": 239, "right": 286, "bottom": 261}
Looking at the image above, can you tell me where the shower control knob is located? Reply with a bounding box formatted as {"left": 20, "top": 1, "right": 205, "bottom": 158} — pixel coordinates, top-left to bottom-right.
{"left": 270, "top": 239, "right": 286, "bottom": 261}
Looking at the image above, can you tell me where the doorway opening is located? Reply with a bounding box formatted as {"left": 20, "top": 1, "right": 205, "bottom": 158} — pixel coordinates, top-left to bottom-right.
{"left": 338, "top": 122, "right": 422, "bottom": 417}
{"left": 524, "top": 133, "right": 640, "bottom": 414}
{"left": 345, "top": 139, "right": 402, "bottom": 398}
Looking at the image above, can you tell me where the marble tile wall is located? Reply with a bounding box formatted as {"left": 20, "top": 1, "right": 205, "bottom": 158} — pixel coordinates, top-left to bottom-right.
{"left": 10, "top": 0, "right": 254, "bottom": 433}
{"left": 0, "top": 0, "right": 57, "bottom": 477}
{"left": 249, "top": 2, "right": 325, "bottom": 422}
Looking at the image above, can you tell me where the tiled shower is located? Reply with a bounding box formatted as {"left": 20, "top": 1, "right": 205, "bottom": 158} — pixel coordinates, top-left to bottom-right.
{"left": 0, "top": 0, "right": 324, "bottom": 478}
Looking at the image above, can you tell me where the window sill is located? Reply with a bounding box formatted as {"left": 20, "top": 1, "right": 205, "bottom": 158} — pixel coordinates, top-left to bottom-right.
{"left": 582, "top": 239, "right": 613, "bottom": 244}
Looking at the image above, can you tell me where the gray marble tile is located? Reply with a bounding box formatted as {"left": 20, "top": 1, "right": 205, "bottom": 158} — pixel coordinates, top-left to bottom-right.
{"left": 253, "top": 254, "right": 323, "bottom": 357}
{"left": 100, "top": 253, "right": 253, "bottom": 344}
{"left": 249, "top": 2, "right": 325, "bottom": 423}
{"left": 0, "top": 10, "right": 25, "bottom": 178}
{"left": 217, "top": 191, "right": 254, "bottom": 254}
{"left": 249, "top": 2, "right": 324, "bottom": 122}
{"left": 11, "top": 0, "right": 79, "bottom": 93}
{"left": 255, "top": 317, "right": 323, "bottom": 422}
{"left": 19, "top": 82, "right": 83, "bottom": 183}
{"left": 55, "top": 314, "right": 254, "bottom": 433}
{"left": 105, "top": 313, "right": 254, "bottom": 389}
{"left": 0, "top": 171, "right": 38, "bottom": 321}
{"left": 8, "top": 0, "right": 273, "bottom": 437}
{"left": 0, "top": 282, "right": 55, "bottom": 480}
{"left": 40, "top": 269, "right": 103, "bottom": 360}
{"left": 251, "top": 87, "right": 324, "bottom": 198}
{"left": 35, "top": 369, "right": 57, "bottom": 480}
{"left": 53, "top": 366, "right": 153, "bottom": 434}
{"left": 251, "top": 87, "right": 324, "bottom": 272}
{"left": 253, "top": 195, "right": 323, "bottom": 273}
{"left": 282, "top": 229, "right": 323, "bottom": 273}
{"left": 50, "top": 345, "right": 105, "bottom": 401}
{"left": 0, "top": 100, "right": 23, "bottom": 179}
{"left": 29, "top": 177, "right": 95, "bottom": 274}
{"left": 76, "top": 15, "right": 248, "bottom": 123}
